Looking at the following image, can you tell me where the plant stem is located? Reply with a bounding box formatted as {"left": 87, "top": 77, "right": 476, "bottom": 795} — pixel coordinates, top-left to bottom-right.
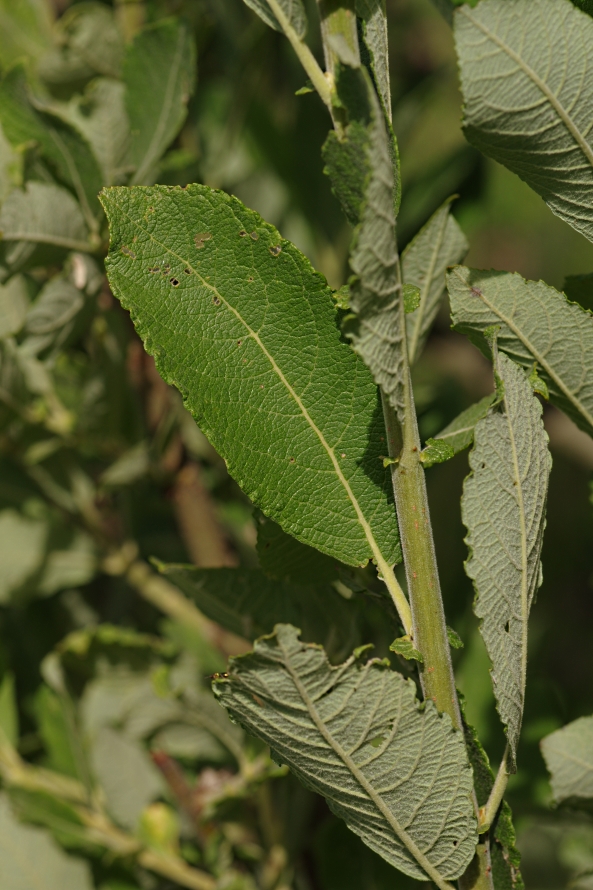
{"left": 479, "top": 746, "right": 510, "bottom": 833}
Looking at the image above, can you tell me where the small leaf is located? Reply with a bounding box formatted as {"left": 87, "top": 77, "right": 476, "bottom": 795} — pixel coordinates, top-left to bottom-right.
{"left": 430, "top": 394, "right": 497, "bottom": 458}
{"left": 448, "top": 266, "right": 593, "bottom": 438}
{"left": 214, "top": 625, "right": 478, "bottom": 882}
{"left": 389, "top": 635, "right": 423, "bottom": 662}
{"left": 402, "top": 198, "right": 468, "bottom": 365}
{"left": 242, "top": 0, "right": 308, "bottom": 39}
{"left": 125, "top": 20, "right": 196, "bottom": 185}
{"left": 0, "top": 673, "right": 18, "bottom": 746}
{"left": 402, "top": 284, "right": 420, "bottom": 314}
{"left": 462, "top": 350, "right": 551, "bottom": 769}
{"left": 0, "top": 509, "right": 47, "bottom": 604}
{"left": 541, "top": 715, "right": 593, "bottom": 810}
{"left": 0, "top": 181, "right": 91, "bottom": 255}
{"left": 420, "top": 438, "right": 455, "bottom": 467}
{"left": 356, "top": 0, "right": 391, "bottom": 119}
{"left": 0, "top": 275, "right": 29, "bottom": 339}
{"left": 454, "top": 0, "right": 593, "bottom": 243}
{"left": 447, "top": 627, "right": 464, "bottom": 650}
{"left": 527, "top": 364, "right": 549, "bottom": 400}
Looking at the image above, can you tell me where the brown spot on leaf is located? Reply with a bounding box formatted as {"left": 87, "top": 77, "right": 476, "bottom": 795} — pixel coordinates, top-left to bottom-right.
{"left": 250, "top": 231, "right": 259, "bottom": 240}
{"left": 269, "top": 245, "right": 282, "bottom": 256}
{"left": 121, "top": 245, "right": 136, "bottom": 259}
{"left": 194, "top": 232, "right": 212, "bottom": 249}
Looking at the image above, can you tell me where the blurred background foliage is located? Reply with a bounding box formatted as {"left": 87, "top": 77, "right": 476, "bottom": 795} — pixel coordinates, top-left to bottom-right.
{"left": 0, "top": 1, "right": 591, "bottom": 889}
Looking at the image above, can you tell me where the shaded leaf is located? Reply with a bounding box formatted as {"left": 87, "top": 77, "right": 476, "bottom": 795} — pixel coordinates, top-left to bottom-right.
{"left": 541, "top": 715, "right": 593, "bottom": 810}
{"left": 242, "top": 0, "right": 307, "bottom": 39}
{"left": 0, "top": 508, "right": 46, "bottom": 603}
{"left": 0, "top": 0, "right": 54, "bottom": 68}
{"left": 0, "top": 122, "right": 23, "bottom": 203}
{"left": 431, "top": 394, "right": 497, "bottom": 458}
{"left": 214, "top": 624, "right": 477, "bottom": 883}
{"left": 402, "top": 198, "right": 468, "bottom": 365}
{"left": 125, "top": 20, "right": 196, "bottom": 186}
{"left": 462, "top": 350, "right": 551, "bottom": 768}
{"left": 33, "top": 686, "right": 79, "bottom": 779}
{"left": 58, "top": 2, "right": 124, "bottom": 79}
{"left": 0, "top": 275, "right": 29, "bottom": 339}
{"left": 256, "top": 514, "right": 340, "bottom": 585}
{"left": 0, "top": 181, "right": 91, "bottom": 255}
{"left": 356, "top": 0, "right": 391, "bottom": 118}
{"left": 454, "top": 0, "right": 593, "bottom": 243}
{"left": 0, "top": 793, "right": 93, "bottom": 890}
{"left": 448, "top": 266, "right": 593, "bottom": 438}
{"left": 0, "top": 673, "right": 18, "bottom": 747}
{"left": 101, "top": 184, "right": 400, "bottom": 570}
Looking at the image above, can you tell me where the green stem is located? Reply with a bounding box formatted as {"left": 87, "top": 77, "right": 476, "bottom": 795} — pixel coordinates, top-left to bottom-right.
{"left": 479, "top": 746, "right": 510, "bottom": 833}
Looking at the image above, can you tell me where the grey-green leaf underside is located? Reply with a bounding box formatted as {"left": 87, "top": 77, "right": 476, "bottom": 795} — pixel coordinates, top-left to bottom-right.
{"left": 125, "top": 20, "right": 195, "bottom": 186}
{"left": 242, "top": 0, "right": 307, "bottom": 39}
{"left": 0, "top": 182, "right": 90, "bottom": 254}
{"left": 403, "top": 199, "right": 468, "bottom": 365}
{"left": 454, "top": 0, "right": 593, "bottom": 243}
{"left": 356, "top": 0, "right": 391, "bottom": 119}
{"left": 541, "top": 716, "right": 593, "bottom": 810}
{"left": 214, "top": 624, "right": 477, "bottom": 884}
{"left": 448, "top": 266, "right": 593, "bottom": 438}
{"left": 101, "top": 184, "right": 400, "bottom": 569}
{"left": 462, "top": 351, "right": 551, "bottom": 769}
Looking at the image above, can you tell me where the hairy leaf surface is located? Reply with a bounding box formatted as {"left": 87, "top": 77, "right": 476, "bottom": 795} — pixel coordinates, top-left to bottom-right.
{"left": 214, "top": 624, "right": 477, "bottom": 884}
{"left": 102, "top": 184, "right": 400, "bottom": 569}
{"left": 356, "top": 0, "right": 391, "bottom": 119}
{"left": 454, "top": 0, "right": 593, "bottom": 243}
{"left": 462, "top": 352, "right": 551, "bottom": 768}
{"left": 242, "top": 0, "right": 307, "bottom": 39}
{"left": 448, "top": 266, "right": 593, "bottom": 437}
{"left": 402, "top": 199, "right": 468, "bottom": 365}
{"left": 125, "top": 20, "right": 195, "bottom": 186}
{"left": 541, "top": 716, "right": 593, "bottom": 809}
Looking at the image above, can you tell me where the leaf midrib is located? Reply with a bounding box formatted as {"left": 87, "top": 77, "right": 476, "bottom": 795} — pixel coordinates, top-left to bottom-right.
{"left": 281, "top": 641, "right": 455, "bottom": 890}
{"left": 109, "top": 196, "right": 402, "bottom": 594}
{"left": 451, "top": 267, "right": 593, "bottom": 430}
{"left": 459, "top": 6, "right": 593, "bottom": 172}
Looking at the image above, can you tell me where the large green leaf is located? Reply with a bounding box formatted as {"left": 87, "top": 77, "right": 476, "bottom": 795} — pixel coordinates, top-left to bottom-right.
{"left": 462, "top": 350, "right": 551, "bottom": 768}
{"left": 447, "top": 266, "right": 593, "bottom": 438}
{"left": 454, "top": 0, "right": 593, "bottom": 244}
{"left": 402, "top": 199, "right": 468, "bottom": 365}
{"left": 541, "top": 716, "right": 593, "bottom": 810}
{"left": 124, "top": 20, "right": 195, "bottom": 186}
{"left": 0, "top": 65, "right": 103, "bottom": 228}
{"left": 214, "top": 625, "right": 477, "bottom": 885}
{"left": 0, "top": 182, "right": 91, "bottom": 255}
{"left": 242, "top": 0, "right": 307, "bottom": 39}
{"left": 101, "top": 183, "right": 400, "bottom": 573}
{"left": 0, "top": 793, "right": 93, "bottom": 890}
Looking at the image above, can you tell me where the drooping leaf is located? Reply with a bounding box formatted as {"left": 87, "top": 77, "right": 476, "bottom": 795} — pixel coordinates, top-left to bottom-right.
{"left": 124, "top": 20, "right": 196, "bottom": 186}
{"left": 462, "top": 350, "right": 551, "bottom": 768}
{"left": 447, "top": 266, "right": 593, "bottom": 438}
{"left": 242, "top": 0, "right": 308, "bottom": 39}
{"left": 402, "top": 199, "right": 468, "bottom": 365}
{"left": 256, "top": 514, "right": 340, "bottom": 584}
{"left": 0, "top": 793, "right": 93, "bottom": 890}
{"left": 356, "top": 0, "right": 391, "bottom": 119}
{"left": 0, "top": 0, "right": 54, "bottom": 69}
{"left": 431, "top": 394, "right": 497, "bottom": 458}
{"left": 101, "top": 184, "right": 400, "bottom": 571}
{"left": 454, "top": 0, "right": 593, "bottom": 244}
{"left": 0, "top": 64, "right": 103, "bottom": 227}
{"left": 0, "top": 182, "right": 91, "bottom": 256}
{"left": 214, "top": 624, "right": 477, "bottom": 883}
{"left": 541, "top": 715, "right": 593, "bottom": 810}
{"left": 154, "top": 563, "right": 361, "bottom": 661}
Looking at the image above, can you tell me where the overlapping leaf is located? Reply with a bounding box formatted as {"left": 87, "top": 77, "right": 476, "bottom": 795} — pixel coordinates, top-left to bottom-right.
{"left": 431, "top": 394, "right": 496, "bottom": 458}
{"left": 101, "top": 184, "right": 400, "bottom": 569}
{"left": 0, "top": 182, "right": 90, "bottom": 255}
{"left": 454, "top": 0, "right": 593, "bottom": 243}
{"left": 541, "top": 716, "right": 593, "bottom": 810}
{"left": 214, "top": 624, "right": 477, "bottom": 884}
{"left": 242, "top": 0, "right": 307, "bottom": 39}
{"left": 124, "top": 20, "right": 196, "bottom": 186}
{"left": 462, "top": 351, "right": 551, "bottom": 768}
{"left": 447, "top": 266, "right": 593, "bottom": 437}
{"left": 402, "top": 199, "right": 468, "bottom": 365}
{"left": 356, "top": 0, "right": 391, "bottom": 119}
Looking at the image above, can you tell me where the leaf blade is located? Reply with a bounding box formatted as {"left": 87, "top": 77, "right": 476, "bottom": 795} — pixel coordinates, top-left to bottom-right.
{"left": 242, "top": 0, "right": 308, "bottom": 39}
{"left": 541, "top": 715, "right": 593, "bottom": 809}
{"left": 0, "top": 181, "right": 91, "bottom": 254}
{"left": 355, "top": 0, "right": 391, "bottom": 119}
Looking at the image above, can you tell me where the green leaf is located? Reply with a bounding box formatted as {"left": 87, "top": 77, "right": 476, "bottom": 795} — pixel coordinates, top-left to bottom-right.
{"left": 154, "top": 564, "right": 361, "bottom": 661}
{"left": 541, "top": 715, "right": 593, "bottom": 810}
{"left": 461, "top": 350, "right": 551, "bottom": 769}
{"left": 389, "top": 635, "right": 423, "bottom": 662}
{"left": 454, "top": 0, "right": 593, "bottom": 244}
{"left": 214, "top": 625, "right": 477, "bottom": 884}
{"left": 447, "top": 266, "right": 593, "bottom": 438}
{"left": 0, "top": 182, "right": 91, "bottom": 255}
{"left": 323, "top": 120, "right": 371, "bottom": 228}
{"left": 355, "top": 0, "right": 391, "bottom": 119}
{"left": 0, "top": 508, "right": 46, "bottom": 603}
{"left": 256, "top": 514, "right": 340, "bottom": 584}
{"left": 0, "top": 793, "right": 93, "bottom": 890}
{"left": 0, "top": 275, "right": 29, "bottom": 339}
{"left": 57, "top": 3, "right": 124, "bottom": 80}
{"left": 431, "top": 394, "right": 497, "bottom": 458}
{"left": 242, "top": 0, "right": 308, "bottom": 39}
{"left": 0, "top": 0, "right": 54, "bottom": 68}
{"left": 33, "top": 686, "right": 79, "bottom": 779}
{"left": 124, "top": 20, "right": 196, "bottom": 186}
{"left": 101, "top": 184, "right": 400, "bottom": 571}
{"left": 0, "top": 673, "right": 18, "bottom": 746}
{"left": 402, "top": 199, "right": 468, "bottom": 365}
{"left": 0, "top": 64, "right": 103, "bottom": 228}
{"left": 402, "top": 284, "right": 420, "bottom": 314}
{"left": 0, "top": 122, "right": 23, "bottom": 203}
{"left": 446, "top": 627, "right": 464, "bottom": 650}
{"left": 420, "top": 438, "right": 455, "bottom": 468}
